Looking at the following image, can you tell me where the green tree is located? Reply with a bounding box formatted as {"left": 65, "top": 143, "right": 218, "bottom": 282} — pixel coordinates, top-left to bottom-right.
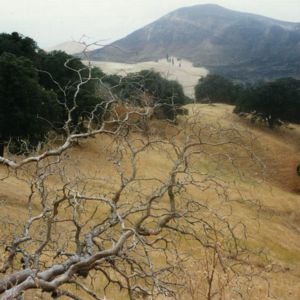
{"left": 195, "top": 74, "right": 239, "bottom": 104}
{"left": 234, "top": 78, "right": 300, "bottom": 128}
{"left": 275, "top": 77, "right": 300, "bottom": 124}
{"left": 0, "top": 53, "right": 56, "bottom": 155}
{"left": 0, "top": 32, "right": 38, "bottom": 62}
{"left": 113, "top": 70, "right": 187, "bottom": 119}
{"left": 0, "top": 32, "right": 112, "bottom": 156}
{"left": 0, "top": 33, "right": 107, "bottom": 135}
{"left": 38, "top": 51, "right": 106, "bottom": 132}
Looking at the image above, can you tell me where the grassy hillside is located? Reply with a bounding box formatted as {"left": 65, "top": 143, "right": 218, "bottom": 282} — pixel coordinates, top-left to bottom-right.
{"left": 0, "top": 104, "right": 299, "bottom": 299}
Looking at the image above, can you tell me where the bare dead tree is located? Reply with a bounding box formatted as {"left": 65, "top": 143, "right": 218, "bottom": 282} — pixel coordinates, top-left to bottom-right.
{"left": 0, "top": 54, "right": 269, "bottom": 300}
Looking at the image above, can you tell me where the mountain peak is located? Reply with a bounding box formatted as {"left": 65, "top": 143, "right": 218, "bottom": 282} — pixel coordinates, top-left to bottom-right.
{"left": 165, "top": 4, "right": 232, "bottom": 19}
{"left": 88, "top": 5, "right": 300, "bottom": 81}
{"left": 172, "top": 3, "right": 228, "bottom": 12}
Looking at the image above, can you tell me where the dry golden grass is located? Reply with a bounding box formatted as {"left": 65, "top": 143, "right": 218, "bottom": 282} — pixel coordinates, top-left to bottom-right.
{"left": 1, "top": 103, "right": 300, "bottom": 299}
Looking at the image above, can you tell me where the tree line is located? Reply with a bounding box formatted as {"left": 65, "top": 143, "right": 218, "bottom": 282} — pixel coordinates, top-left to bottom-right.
{"left": 0, "top": 32, "right": 187, "bottom": 156}
{"left": 195, "top": 74, "right": 300, "bottom": 128}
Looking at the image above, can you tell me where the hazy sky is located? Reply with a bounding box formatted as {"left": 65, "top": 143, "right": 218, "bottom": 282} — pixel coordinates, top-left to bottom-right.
{"left": 1, "top": 0, "right": 300, "bottom": 48}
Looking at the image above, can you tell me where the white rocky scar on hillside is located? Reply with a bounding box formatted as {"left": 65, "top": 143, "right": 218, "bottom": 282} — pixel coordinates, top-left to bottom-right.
{"left": 86, "top": 58, "right": 209, "bottom": 98}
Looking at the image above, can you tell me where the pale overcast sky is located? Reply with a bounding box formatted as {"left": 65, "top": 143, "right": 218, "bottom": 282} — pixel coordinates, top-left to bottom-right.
{"left": 1, "top": 0, "right": 299, "bottom": 48}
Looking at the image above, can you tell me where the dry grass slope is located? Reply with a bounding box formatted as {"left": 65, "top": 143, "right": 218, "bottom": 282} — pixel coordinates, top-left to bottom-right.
{"left": 0, "top": 104, "right": 300, "bottom": 299}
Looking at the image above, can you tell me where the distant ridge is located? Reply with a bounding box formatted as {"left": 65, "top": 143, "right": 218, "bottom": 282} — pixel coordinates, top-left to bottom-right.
{"left": 88, "top": 4, "right": 300, "bottom": 80}
{"left": 47, "top": 41, "right": 100, "bottom": 55}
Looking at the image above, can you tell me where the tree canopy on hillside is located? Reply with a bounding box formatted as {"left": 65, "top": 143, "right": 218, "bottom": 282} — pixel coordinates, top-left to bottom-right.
{"left": 0, "top": 33, "right": 109, "bottom": 154}
{"left": 112, "top": 70, "right": 187, "bottom": 119}
{"left": 38, "top": 50, "right": 107, "bottom": 132}
{"left": 0, "top": 32, "right": 38, "bottom": 62}
{"left": 194, "top": 74, "right": 239, "bottom": 104}
{"left": 234, "top": 77, "right": 300, "bottom": 128}
{"left": 0, "top": 53, "right": 56, "bottom": 156}
{"left": 0, "top": 32, "right": 188, "bottom": 156}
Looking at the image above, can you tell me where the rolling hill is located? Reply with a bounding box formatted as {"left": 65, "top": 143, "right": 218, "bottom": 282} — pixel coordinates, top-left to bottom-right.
{"left": 88, "top": 4, "right": 300, "bottom": 81}
{"left": 1, "top": 104, "right": 300, "bottom": 299}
